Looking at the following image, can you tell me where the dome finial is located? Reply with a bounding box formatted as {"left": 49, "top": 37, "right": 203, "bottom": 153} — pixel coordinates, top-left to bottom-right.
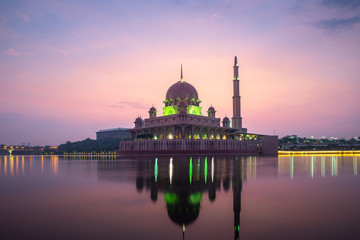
{"left": 180, "top": 64, "right": 184, "bottom": 83}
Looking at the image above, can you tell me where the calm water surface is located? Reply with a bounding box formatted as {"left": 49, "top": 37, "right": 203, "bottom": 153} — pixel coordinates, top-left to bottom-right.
{"left": 0, "top": 155, "right": 359, "bottom": 240}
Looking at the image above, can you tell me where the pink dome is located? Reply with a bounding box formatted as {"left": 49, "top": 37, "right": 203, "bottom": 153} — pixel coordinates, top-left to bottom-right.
{"left": 166, "top": 81, "right": 198, "bottom": 101}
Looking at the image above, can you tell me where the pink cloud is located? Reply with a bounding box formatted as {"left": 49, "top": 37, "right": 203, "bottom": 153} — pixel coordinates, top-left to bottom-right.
{"left": 4, "top": 48, "right": 20, "bottom": 56}
{"left": 3, "top": 48, "right": 32, "bottom": 56}
{"left": 212, "top": 13, "right": 221, "bottom": 18}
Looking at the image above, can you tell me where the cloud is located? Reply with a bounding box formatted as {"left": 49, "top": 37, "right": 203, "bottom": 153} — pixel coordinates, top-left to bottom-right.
{"left": 110, "top": 101, "right": 148, "bottom": 109}
{"left": 212, "top": 13, "right": 221, "bottom": 18}
{"left": 3, "top": 48, "right": 32, "bottom": 56}
{"left": 16, "top": 12, "right": 30, "bottom": 22}
{"left": 3, "top": 48, "right": 20, "bottom": 56}
{"left": 313, "top": 16, "right": 360, "bottom": 29}
{"left": 319, "top": 0, "right": 360, "bottom": 8}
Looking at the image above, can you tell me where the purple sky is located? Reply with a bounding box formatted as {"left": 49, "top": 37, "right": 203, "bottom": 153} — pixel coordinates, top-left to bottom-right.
{"left": 1, "top": 0, "right": 360, "bottom": 145}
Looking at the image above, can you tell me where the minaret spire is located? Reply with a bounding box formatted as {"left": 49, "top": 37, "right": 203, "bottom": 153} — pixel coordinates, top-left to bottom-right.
{"left": 232, "top": 56, "right": 242, "bottom": 130}
{"left": 180, "top": 64, "right": 184, "bottom": 83}
{"left": 234, "top": 56, "right": 239, "bottom": 80}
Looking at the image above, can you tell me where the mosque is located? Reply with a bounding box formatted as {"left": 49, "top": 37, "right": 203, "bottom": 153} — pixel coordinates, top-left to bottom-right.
{"left": 116, "top": 56, "right": 278, "bottom": 155}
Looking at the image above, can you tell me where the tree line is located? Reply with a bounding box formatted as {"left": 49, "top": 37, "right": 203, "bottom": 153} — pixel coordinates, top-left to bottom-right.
{"left": 57, "top": 138, "right": 124, "bottom": 154}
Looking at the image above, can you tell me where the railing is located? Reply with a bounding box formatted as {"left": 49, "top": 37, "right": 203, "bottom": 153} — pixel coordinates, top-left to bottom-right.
{"left": 119, "top": 139, "right": 262, "bottom": 152}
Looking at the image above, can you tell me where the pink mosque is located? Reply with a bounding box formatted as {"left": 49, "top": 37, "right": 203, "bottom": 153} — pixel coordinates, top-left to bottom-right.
{"left": 117, "top": 57, "right": 278, "bottom": 155}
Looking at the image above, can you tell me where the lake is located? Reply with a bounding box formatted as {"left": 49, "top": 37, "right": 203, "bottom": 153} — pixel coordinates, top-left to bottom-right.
{"left": 0, "top": 154, "right": 359, "bottom": 240}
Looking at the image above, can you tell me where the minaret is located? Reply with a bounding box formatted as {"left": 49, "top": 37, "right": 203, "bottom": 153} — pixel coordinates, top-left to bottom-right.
{"left": 232, "top": 56, "right": 242, "bottom": 130}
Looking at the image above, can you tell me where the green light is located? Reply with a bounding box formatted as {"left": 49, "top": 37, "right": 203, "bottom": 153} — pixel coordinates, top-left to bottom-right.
{"left": 164, "top": 192, "right": 178, "bottom": 204}
{"left": 189, "top": 157, "right": 193, "bottom": 184}
{"left": 187, "top": 105, "right": 202, "bottom": 116}
{"left": 204, "top": 157, "right": 208, "bottom": 184}
{"left": 154, "top": 158, "right": 158, "bottom": 182}
{"left": 163, "top": 106, "right": 179, "bottom": 116}
{"left": 188, "top": 192, "right": 202, "bottom": 205}
{"left": 197, "top": 157, "right": 200, "bottom": 180}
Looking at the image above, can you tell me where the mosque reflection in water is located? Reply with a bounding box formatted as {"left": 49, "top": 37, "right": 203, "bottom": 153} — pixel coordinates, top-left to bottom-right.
{"left": 97, "top": 155, "right": 255, "bottom": 240}
{"left": 94, "top": 154, "right": 359, "bottom": 239}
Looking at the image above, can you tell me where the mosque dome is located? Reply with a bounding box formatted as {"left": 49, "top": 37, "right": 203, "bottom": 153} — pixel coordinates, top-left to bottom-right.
{"left": 166, "top": 81, "right": 198, "bottom": 101}
{"left": 208, "top": 106, "right": 215, "bottom": 112}
{"left": 223, "top": 116, "right": 230, "bottom": 122}
{"left": 149, "top": 106, "right": 156, "bottom": 112}
{"left": 135, "top": 117, "right": 143, "bottom": 122}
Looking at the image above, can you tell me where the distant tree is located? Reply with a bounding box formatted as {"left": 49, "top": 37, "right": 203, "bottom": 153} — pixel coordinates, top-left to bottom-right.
{"left": 58, "top": 138, "right": 121, "bottom": 153}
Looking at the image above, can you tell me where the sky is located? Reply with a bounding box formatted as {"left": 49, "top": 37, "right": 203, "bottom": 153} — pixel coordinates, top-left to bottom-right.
{"left": 1, "top": 0, "right": 360, "bottom": 145}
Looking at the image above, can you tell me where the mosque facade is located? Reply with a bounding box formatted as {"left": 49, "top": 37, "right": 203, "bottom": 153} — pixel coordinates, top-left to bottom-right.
{"left": 117, "top": 57, "right": 278, "bottom": 155}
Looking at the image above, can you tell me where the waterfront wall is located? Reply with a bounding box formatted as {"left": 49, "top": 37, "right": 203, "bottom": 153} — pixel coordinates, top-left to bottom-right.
{"left": 118, "top": 139, "right": 267, "bottom": 155}
{"left": 262, "top": 135, "right": 279, "bottom": 156}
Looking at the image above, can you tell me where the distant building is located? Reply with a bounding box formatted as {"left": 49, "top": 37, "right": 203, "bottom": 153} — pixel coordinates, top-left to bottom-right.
{"left": 96, "top": 128, "right": 130, "bottom": 140}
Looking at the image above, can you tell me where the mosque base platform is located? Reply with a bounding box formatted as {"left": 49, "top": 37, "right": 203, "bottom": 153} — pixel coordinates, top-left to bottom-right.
{"left": 117, "top": 149, "right": 260, "bottom": 156}
{"left": 118, "top": 138, "right": 278, "bottom": 156}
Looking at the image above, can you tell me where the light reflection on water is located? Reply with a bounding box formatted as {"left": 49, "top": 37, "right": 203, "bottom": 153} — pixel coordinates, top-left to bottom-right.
{"left": 0, "top": 154, "right": 359, "bottom": 240}
{"left": 277, "top": 155, "right": 358, "bottom": 179}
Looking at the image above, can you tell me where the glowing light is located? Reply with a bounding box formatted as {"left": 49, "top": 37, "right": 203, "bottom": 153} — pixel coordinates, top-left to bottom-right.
{"left": 321, "top": 156, "right": 325, "bottom": 177}
{"left": 10, "top": 156, "right": 14, "bottom": 176}
{"left": 15, "top": 156, "right": 19, "bottom": 176}
{"left": 168, "top": 134, "right": 173, "bottom": 140}
{"left": 290, "top": 156, "right": 294, "bottom": 179}
{"left": 204, "top": 157, "right": 208, "bottom": 184}
{"left": 163, "top": 106, "right": 179, "bottom": 116}
{"left": 4, "top": 156, "right": 7, "bottom": 176}
{"left": 354, "top": 156, "right": 357, "bottom": 176}
{"left": 254, "top": 156, "right": 257, "bottom": 179}
{"left": 188, "top": 192, "right": 202, "bottom": 205}
{"left": 21, "top": 156, "right": 24, "bottom": 175}
{"left": 278, "top": 150, "right": 360, "bottom": 156}
{"left": 154, "top": 158, "right": 158, "bottom": 182}
{"left": 197, "top": 157, "right": 200, "bottom": 180}
{"left": 165, "top": 192, "right": 178, "bottom": 204}
{"left": 247, "top": 156, "right": 251, "bottom": 181}
{"left": 211, "top": 157, "right": 214, "bottom": 183}
{"left": 186, "top": 105, "right": 202, "bottom": 116}
{"left": 169, "top": 157, "right": 173, "bottom": 184}
{"left": 52, "top": 156, "right": 58, "bottom": 176}
{"left": 310, "top": 156, "right": 315, "bottom": 179}
{"left": 189, "top": 157, "right": 193, "bottom": 184}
